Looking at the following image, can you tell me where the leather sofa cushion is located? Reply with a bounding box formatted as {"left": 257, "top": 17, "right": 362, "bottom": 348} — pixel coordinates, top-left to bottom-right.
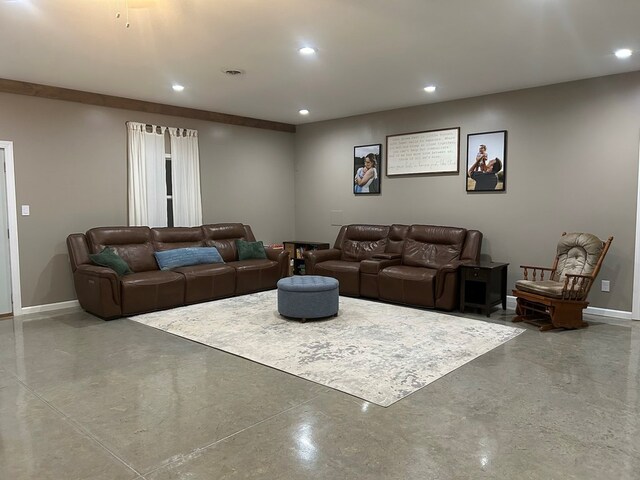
{"left": 315, "top": 260, "right": 361, "bottom": 296}
{"left": 378, "top": 265, "right": 436, "bottom": 307}
{"left": 408, "top": 225, "right": 466, "bottom": 244}
{"left": 229, "top": 259, "right": 280, "bottom": 294}
{"left": 87, "top": 227, "right": 158, "bottom": 272}
{"left": 174, "top": 263, "right": 235, "bottom": 277}
{"left": 402, "top": 239, "right": 462, "bottom": 269}
{"left": 315, "top": 260, "right": 361, "bottom": 274}
{"left": 110, "top": 244, "right": 158, "bottom": 273}
{"left": 205, "top": 239, "right": 239, "bottom": 262}
{"left": 120, "top": 271, "right": 185, "bottom": 315}
{"left": 229, "top": 259, "right": 278, "bottom": 270}
{"left": 174, "top": 263, "right": 236, "bottom": 303}
{"left": 340, "top": 224, "right": 390, "bottom": 261}
{"left": 341, "top": 238, "right": 387, "bottom": 261}
{"left": 380, "top": 265, "right": 436, "bottom": 282}
{"left": 386, "top": 224, "right": 409, "bottom": 254}
{"left": 202, "top": 223, "right": 250, "bottom": 262}
{"left": 151, "top": 227, "right": 204, "bottom": 251}
{"left": 120, "top": 270, "right": 184, "bottom": 287}
{"left": 402, "top": 226, "right": 467, "bottom": 269}
{"left": 203, "top": 223, "right": 249, "bottom": 240}
{"left": 88, "top": 226, "right": 150, "bottom": 247}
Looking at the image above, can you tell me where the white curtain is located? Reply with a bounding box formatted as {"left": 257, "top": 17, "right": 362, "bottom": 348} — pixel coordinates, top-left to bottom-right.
{"left": 127, "top": 122, "right": 167, "bottom": 227}
{"left": 168, "top": 127, "right": 202, "bottom": 226}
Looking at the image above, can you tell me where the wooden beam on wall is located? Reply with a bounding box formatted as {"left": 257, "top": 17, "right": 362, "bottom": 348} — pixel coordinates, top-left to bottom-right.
{"left": 0, "top": 78, "right": 296, "bottom": 133}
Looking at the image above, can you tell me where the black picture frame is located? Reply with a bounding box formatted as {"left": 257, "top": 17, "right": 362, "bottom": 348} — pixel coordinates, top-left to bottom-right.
{"left": 354, "top": 144, "right": 382, "bottom": 195}
{"left": 466, "top": 130, "right": 507, "bottom": 192}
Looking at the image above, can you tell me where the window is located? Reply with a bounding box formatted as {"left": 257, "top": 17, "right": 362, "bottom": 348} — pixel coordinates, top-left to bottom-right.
{"left": 127, "top": 122, "right": 202, "bottom": 227}
{"left": 165, "top": 154, "right": 174, "bottom": 227}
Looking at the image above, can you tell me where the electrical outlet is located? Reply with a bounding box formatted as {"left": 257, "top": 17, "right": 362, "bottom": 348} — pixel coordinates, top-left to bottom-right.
{"left": 601, "top": 280, "right": 610, "bottom": 292}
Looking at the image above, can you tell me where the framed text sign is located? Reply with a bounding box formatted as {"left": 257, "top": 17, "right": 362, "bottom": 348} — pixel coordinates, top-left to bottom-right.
{"left": 386, "top": 127, "right": 460, "bottom": 176}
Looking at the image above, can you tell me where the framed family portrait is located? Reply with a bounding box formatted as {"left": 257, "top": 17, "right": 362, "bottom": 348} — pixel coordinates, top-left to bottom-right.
{"left": 354, "top": 144, "right": 382, "bottom": 195}
{"left": 466, "top": 130, "right": 507, "bottom": 192}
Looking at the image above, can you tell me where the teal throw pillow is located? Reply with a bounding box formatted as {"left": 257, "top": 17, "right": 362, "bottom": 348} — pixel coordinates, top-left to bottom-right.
{"left": 89, "top": 247, "right": 133, "bottom": 276}
{"left": 154, "top": 247, "right": 224, "bottom": 270}
{"left": 236, "top": 240, "right": 267, "bottom": 260}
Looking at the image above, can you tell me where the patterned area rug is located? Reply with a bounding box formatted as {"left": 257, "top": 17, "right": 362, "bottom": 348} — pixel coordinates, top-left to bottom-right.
{"left": 130, "top": 290, "right": 523, "bottom": 406}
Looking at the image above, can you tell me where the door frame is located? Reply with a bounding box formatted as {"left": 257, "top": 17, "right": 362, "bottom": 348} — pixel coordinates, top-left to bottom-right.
{"left": 0, "top": 141, "right": 21, "bottom": 316}
{"left": 634, "top": 137, "right": 640, "bottom": 320}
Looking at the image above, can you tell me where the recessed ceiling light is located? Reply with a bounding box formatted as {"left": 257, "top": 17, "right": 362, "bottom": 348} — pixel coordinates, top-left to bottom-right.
{"left": 615, "top": 48, "right": 633, "bottom": 59}
{"left": 172, "top": 84, "right": 185, "bottom": 92}
{"left": 298, "top": 47, "right": 316, "bottom": 55}
{"left": 424, "top": 85, "right": 437, "bottom": 93}
{"left": 299, "top": 109, "right": 310, "bottom": 115}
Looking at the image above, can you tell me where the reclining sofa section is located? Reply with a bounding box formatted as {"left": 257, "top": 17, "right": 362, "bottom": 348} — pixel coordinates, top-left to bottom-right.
{"left": 67, "top": 223, "right": 288, "bottom": 319}
{"left": 304, "top": 224, "right": 482, "bottom": 311}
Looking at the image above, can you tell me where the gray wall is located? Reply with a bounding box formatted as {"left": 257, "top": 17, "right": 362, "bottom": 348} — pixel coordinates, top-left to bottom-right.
{"left": 294, "top": 71, "right": 640, "bottom": 312}
{"left": 2, "top": 70, "right": 639, "bottom": 312}
{"left": 0, "top": 93, "right": 295, "bottom": 307}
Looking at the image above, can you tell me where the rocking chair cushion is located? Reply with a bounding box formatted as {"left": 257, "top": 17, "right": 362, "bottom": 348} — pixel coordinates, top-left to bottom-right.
{"left": 555, "top": 233, "right": 604, "bottom": 281}
{"left": 515, "top": 279, "right": 566, "bottom": 299}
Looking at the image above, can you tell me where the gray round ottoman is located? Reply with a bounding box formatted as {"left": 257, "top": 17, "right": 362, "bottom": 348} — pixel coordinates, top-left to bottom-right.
{"left": 277, "top": 275, "right": 339, "bottom": 321}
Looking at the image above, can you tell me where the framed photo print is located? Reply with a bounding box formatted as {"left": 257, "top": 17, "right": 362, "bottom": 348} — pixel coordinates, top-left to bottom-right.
{"left": 386, "top": 127, "right": 459, "bottom": 176}
{"left": 466, "top": 130, "right": 507, "bottom": 192}
{"left": 354, "top": 144, "right": 382, "bottom": 195}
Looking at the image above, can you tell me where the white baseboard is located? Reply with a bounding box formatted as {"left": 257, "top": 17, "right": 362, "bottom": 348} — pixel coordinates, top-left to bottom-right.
{"left": 19, "top": 300, "right": 81, "bottom": 316}
{"left": 506, "top": 295, "right": 632, "bottom": 321}
{"left": 15, "top": 297, "right": 635, "bottom": 321}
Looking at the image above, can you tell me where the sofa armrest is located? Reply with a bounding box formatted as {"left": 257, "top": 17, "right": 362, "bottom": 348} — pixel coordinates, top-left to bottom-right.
{"left": 303, "top": 248, "right": 341, "bottom": 274}
{"left": 76, "top": 264, "right": 120, "bottom": 289}
{"left": 433, "top": 261, "right": 467, "bottom": 308}
{"left": 264, "top": 247, "right": 283, "bottom": 261}
{"left": 361, "top": 258, "right": 402, "bottom": 274}
{"left": 265, "top": 248, "right": 290, "bottom": 278}
{"left": 73, "top": 264, "right": 122, "bottom": 319}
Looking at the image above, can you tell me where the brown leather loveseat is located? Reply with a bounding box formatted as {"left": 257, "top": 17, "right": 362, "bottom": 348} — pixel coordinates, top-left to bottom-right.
{"left": 67, "top": 223, "right": 288, "bottom": 319}
{"left": 304, "top": 224, "right": 482, "bottom": 311}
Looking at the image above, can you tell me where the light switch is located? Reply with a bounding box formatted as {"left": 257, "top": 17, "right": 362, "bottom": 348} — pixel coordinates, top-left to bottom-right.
{"left": 21, "top": 205, "right": 30, "bottom": 216}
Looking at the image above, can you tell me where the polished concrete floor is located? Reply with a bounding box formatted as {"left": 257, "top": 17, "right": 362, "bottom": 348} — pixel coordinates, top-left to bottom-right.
{"left": 0, "top": 304, "right": 639, "bottom": 480}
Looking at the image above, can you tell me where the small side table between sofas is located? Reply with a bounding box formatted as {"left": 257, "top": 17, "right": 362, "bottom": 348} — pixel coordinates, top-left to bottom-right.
{"left": 283, "top": 241, "right": 330, "bottom": 275}
{"left": 459, "top": 262, "right": 508, "bottom": 317}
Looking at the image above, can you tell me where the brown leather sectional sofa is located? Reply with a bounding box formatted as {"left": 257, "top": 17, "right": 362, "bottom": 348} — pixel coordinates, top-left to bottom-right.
{"left": 304, "top": 224, "right": 482, "bottom": 311}
{"left": 67, "top": 223, "right": 288, "bottom": 319}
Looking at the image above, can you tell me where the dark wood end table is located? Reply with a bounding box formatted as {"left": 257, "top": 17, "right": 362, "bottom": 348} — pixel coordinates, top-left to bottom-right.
{"left": 282, "top": 241, "right": 330, "bottom": 275}
{"left": 459, "top": 262, "right": 509, "bottom": 317}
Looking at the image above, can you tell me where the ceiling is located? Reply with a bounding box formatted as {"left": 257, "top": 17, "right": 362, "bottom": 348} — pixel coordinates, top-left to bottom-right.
{"left": 1, "top": 0, "right": 639, "bottom": 125}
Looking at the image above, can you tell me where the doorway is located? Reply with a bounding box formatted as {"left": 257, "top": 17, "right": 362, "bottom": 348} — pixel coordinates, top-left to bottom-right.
{"left": 0, "top": 141, "right": 21, "bottom": 316}
{"left": 0, "top": 147, "right": 10, "bottom": 314}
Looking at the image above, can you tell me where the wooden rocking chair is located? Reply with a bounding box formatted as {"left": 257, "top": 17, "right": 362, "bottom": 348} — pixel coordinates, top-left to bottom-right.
{"left": 513, "top": 232, "right": 613, "bottom": 331}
